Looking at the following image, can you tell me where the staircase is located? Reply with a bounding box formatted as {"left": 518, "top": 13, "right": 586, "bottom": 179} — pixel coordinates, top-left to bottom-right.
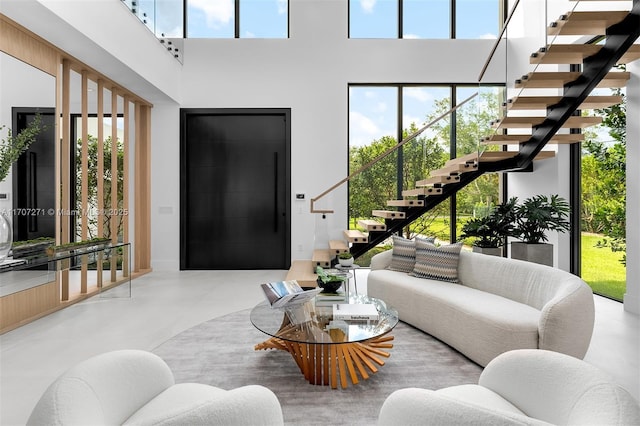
{"left": 309, "top": 0, "right": 640, "bottom": 269}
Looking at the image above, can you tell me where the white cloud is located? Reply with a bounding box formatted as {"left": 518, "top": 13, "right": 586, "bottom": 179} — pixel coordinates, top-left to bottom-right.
{"left": 190, "top": 0, "right": 233, "bottom": 28}
{"left": 277, "top": 0, "right": 287, "bottom": 14}
{"left": 350, "top": 111, "right": 382, "bottom": 146}
{"left": 244, "top": 30, "right": 256, "bottom": 38}
{"left": 404, "top": 87, "right": 433, "bottom": 103}
{"left": 360, "top": 0, "right": 376, "bottom": 14}
{"left": 479, "top": 33, "right": 498, "bottom": 40}
{"left": 374, "top": 102, "right": 388, "bottom": 113}
{"left": 364, "top": 90, "right": 377, "bottom": 99}
{"left": 403, "top": 114, "right": 425, "bottom": 129}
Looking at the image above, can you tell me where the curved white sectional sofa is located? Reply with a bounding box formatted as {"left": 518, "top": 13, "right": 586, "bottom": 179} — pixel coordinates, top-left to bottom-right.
{"left": 367, "top": 249, "right": 595, "bottom": 367}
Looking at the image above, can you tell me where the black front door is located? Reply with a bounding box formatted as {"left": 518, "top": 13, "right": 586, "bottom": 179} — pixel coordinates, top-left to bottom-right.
{"left": 12, "top": 108, "right": 56, "bottom": 242}
{"left": 180, "top": 109, "right": 291, "bottom": 270}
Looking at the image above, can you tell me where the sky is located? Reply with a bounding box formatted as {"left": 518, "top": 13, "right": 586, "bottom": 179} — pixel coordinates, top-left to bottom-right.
{"left": 136, "top": 0, "right": 500, "bottom": 148}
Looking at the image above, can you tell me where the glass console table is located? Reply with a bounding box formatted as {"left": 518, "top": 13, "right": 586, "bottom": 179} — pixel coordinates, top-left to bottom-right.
{"left": 0, "top": 242, "right": 131, "bottom": 333}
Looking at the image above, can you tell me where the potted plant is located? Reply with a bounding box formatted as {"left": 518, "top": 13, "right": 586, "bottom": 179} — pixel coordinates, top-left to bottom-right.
{"left": 460, "top": 198, "right": 518, "bottom": 256}
{"left": 511, "top": 194, "right": 570, "bottom": 266}
{"left": 315, "top": 266, "right": 347, "bottom": 293}
{"left": 337, "top": 251, "right": 354, "bottom": 267}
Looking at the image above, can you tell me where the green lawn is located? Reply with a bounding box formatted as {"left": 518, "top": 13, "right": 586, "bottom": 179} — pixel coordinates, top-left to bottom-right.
{"left": 581, "top": 233, "right": 626, "bottom": 301}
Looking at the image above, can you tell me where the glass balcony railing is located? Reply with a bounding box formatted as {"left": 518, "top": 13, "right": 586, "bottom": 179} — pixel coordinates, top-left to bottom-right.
{"left": 121, "top": 0, "right": 184, "bottom": 63}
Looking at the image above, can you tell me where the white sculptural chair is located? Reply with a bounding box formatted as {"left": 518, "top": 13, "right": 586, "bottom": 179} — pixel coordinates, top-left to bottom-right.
{"left": 378, "top": 349, "right": 640, "bottom": 426}
{"left": 27, "top": 349, "right": 284, "bottom": 425}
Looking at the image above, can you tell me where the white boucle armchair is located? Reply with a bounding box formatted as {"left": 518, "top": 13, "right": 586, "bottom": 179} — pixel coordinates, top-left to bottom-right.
{"left": 27, "top": 349, "right": 284, "bottom": 426}
{"left": 378, "top": 349, "right": 640, "bottom": 426}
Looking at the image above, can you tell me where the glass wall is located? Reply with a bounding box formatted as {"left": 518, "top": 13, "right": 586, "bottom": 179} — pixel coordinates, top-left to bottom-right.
{"left": 580, "top": 86, "right": 627, "bottom": 301}
{"left": 350, "top": 0, "right": 500, "bottom": 39}
{"left": 186, "top": 0, "right": 288, "bottom": 38}
{"left": 348, "top": 84, "right": 502, "bottom": 264}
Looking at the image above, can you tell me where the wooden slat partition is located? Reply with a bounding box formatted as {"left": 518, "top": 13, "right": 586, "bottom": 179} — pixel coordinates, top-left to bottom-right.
{"left": 0, "top": 16, "right": 57, "bottom": 76}
{"left": 60, "top": 59, "right": 72, "bottom": 301}
{"left": 0, "top": 14, "right": 154, "bottom": 333}
{"left": 111, "top": 89, "right": 119, "bottom": 282}
{"left": 134, "top": 104, "right": 152, "bottom": 271}
{"left": 123, "top": 98, "right": 130, "bottom": 277}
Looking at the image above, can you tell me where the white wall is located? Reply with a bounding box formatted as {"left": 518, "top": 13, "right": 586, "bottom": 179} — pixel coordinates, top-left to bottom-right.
{"left": 168, "top": 0, "right": 499, "bottom": 269}
{"left": 625, "top": 61, "right": 639, "bottom": 314}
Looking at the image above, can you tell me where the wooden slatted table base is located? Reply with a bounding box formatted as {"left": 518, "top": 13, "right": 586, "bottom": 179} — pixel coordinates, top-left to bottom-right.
{"left": 255, "top": 334, "right": 394, "bottom": 389}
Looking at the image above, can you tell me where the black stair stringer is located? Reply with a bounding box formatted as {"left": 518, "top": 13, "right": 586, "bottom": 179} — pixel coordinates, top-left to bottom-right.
{"left": 484, "top": 1, "right": 640, "bottom": 173}
{"left": 349, "top": 1, "right": 640, "bottom": 258}
{"left": 350, "top": 169, "right": 484, "bottom": 259}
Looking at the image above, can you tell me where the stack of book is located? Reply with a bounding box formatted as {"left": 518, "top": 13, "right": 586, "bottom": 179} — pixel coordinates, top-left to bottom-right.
{"left": 332, "top": 303, "right": 379, "bottom": 321}
{"left": 315, "top": 289, "right": 347, "bottom": 306}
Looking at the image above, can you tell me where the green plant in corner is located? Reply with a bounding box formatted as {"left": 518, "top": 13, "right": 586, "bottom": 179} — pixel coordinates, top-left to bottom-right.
{"left": 460, "top": 197, "right": 518, "bottom": 248}
{"left": 0, "top": 114, "right": 45, "bottom": 182}
{"left": 512, "top": 194, "right": 570, "bottom": 244}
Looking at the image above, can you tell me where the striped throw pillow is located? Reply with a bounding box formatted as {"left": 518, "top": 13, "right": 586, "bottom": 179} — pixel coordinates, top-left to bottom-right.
{"left": 389, "top": 236, "right": 435, "bottom": 273}
{"left": 412, "top": 240, "right": 463, "bottom": 283}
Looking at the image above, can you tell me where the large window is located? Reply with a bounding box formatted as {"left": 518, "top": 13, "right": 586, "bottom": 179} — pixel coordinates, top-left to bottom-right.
{"left": 580, "top": 87, "right": 627, "bottom": 301}
{"left": 187, "top": 0, "right": 288, "bottom": 38}
{"left": 348, "top": 84, "right": 502, "bottom": 263}
{"left": 349, "top": 0, "right": 500, "bottom": 39}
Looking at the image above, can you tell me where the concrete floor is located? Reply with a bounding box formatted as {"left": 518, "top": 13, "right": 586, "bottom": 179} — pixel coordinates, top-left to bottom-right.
{"left": 1, "top": 268, "right": 638, "bottom": 425}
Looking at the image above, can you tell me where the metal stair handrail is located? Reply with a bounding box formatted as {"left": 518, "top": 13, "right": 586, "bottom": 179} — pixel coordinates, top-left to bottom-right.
{"left": 310, "top": 92, "right": 478, "bottom": 214}
{"left": 478, "top": 0, "right": 522, "bottom": 82}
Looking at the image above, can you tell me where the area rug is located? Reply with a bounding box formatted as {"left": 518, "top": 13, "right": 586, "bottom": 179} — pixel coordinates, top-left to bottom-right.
{"left": 153, "top": 309, "right": 482, "bottom": 425}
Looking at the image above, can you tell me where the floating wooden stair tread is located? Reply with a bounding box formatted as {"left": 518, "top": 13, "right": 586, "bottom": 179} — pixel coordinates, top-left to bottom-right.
{"left": 530, "top": 44, "right": 640, "bottom": 65}
{"left": 285, "top": 260, "right": 317, "bottom": 287}
{"left": 430, "top": 162, "right": 478, "bottom": 177}
{"left": 444, "top": 152, "right": 479, "bottom": 167}
{"left": 357, "top": 219, "right": 387, "bottom": 232}
{"left": 505, "top": 95, "right": 623, "bottom": 110}
{"left": 329, "top": 239, "right": 349, "bottom": 255}
{"left": 415, "top": 175, "right": 460, "bottom": 186}
{"left": 481, "top": 133, "right": 585, "bottom": 145}
{"left": 372, "top": 210, "right": 406, "bottom": 219}
{"left": 479, "top": 151, "right": 556, "bottom": 162}
{"left": 312, "top": 249, "right": 331, "bottom": 268}
{"left": 548, "top": 11, "right": 628, "bottom": 36}
{"left": 492, "top": 115, "right": 602, "bottom": 129}
{"left": 387, "top": 199, "right": 425, "bottom": 207}
{"left": 515, "top": 71, "right": 630, "bottom": 89}
{"left": 343, "top": 229, "right": 368, "bottom": 243}
{"left": 402, "top": 187, "right": 443, "bottom": 197}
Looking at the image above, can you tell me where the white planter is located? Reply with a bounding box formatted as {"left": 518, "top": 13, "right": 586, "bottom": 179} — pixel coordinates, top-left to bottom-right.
{"left": 338, "top": 257, "right": 354, "bottom": 267}
{"left": 510, "top": 242, "right": 553, "bottom": 267}
{"left": 472, "top": 246, "right": 502, "bottom": 257}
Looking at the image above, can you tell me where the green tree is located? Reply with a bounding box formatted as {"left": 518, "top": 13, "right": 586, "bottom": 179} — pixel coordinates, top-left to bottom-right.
{"left": 75, "top": 135, "right": 125, "bottom": 241}
{"left": 582, "top": 88, "right": 626, "bottom": 264}
{"left": 349, "top": 90, "right": 501, "bottom": 240}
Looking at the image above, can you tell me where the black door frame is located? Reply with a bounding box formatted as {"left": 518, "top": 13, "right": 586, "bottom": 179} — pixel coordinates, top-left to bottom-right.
{"left": 179, "top": 107, "right": 292, "bottom": 270}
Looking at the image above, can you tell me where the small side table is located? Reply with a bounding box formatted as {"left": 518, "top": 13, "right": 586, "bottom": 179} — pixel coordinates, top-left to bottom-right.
{"left": 334, "top": 264, "right": 361, "bottom": 295}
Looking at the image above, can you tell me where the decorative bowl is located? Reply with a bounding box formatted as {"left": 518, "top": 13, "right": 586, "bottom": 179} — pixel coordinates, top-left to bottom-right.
{"left": 316, "top": 278, "right": 344, "bottom": 293}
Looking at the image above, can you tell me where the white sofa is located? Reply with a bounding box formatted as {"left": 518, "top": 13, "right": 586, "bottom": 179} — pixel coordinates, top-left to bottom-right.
{"left": 378, "top": 349, "right": 640, "bottom": 425}
{"left": 368, "top": 249, "right": 595, "bottom": 366}
{"left": 27, "top": 349, "right": 284, "bottom": 426}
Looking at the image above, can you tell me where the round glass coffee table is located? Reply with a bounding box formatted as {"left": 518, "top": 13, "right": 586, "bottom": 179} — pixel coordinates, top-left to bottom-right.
{"left": 251, "top": 294, "right": 398, "bottom": 389}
